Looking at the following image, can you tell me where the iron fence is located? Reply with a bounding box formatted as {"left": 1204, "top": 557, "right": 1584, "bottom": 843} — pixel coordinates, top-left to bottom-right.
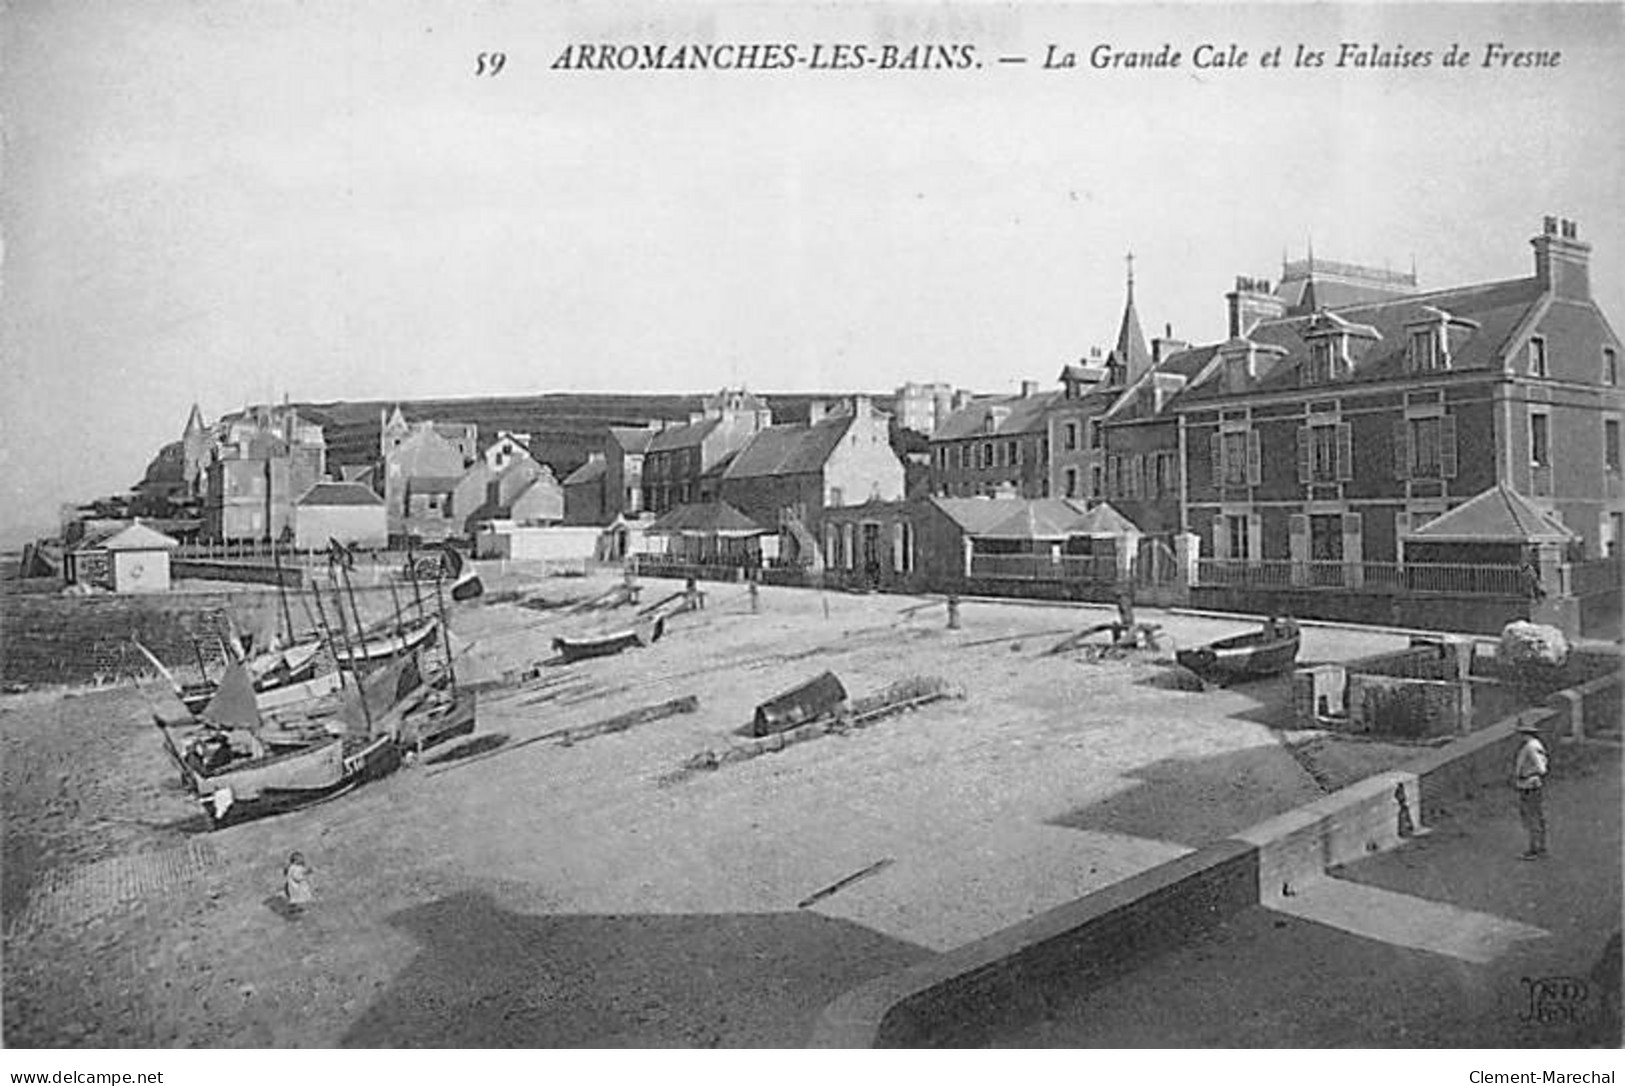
{"left": 967, "top": 553, "right": 1117, "bottom": 582}
{"left": 1195, "top": 558, "right": 1526, "bottom": 596}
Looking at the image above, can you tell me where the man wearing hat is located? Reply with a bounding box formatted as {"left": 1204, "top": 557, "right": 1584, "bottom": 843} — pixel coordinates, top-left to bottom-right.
{"left": 1513, "top": 719, "right": 1550, "bottom": 859}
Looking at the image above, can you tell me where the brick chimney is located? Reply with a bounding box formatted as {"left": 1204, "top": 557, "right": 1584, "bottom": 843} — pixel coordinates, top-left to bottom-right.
{"left": 1226, "top": 276, "right": 1286, "bottom": 338}
{"left": 1019, "top": 379, "right": 1040, "bottom": 398}
{"left": 1152, "top": 324, "right": 1189, "bottom": 367}
{"left": 1532, "top": 215, "right": 1591, "bottom": 299}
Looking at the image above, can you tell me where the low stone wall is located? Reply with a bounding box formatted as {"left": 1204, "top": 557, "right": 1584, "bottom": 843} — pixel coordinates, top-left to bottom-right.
{"left": 1345, "top": 673, "right": 1468, "bottom": 739}
{"left": 0, "top": 591, "right": 279, "bottom": 687}
{"left": 811, "top": 841, "right": 1259, "bottom": 1048}
{"left": 0, "top": 581, "right": 441, "bottom": 688}
{"left": 171, "top": 560, "right": 303, "bottom": 587}
{"left": 1232, "top": 771, "right": 1420, "bottom": 904}
{"left": 1190, "top": 586, "right": 1529, "bottom": 636}
{"left": 810, "top": 684, "right": 1597, "bottom": 1047}
{"left": 1542, "top": 670, "right": 1624, "bottom": 742}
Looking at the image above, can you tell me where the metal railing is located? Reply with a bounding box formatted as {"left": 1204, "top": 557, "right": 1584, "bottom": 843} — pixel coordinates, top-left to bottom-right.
{"left": 1195, "top": 558, "right": 1526, "bottom": 596}
{"left": 967, "top": 553, "right": 1116, "bottom": 582}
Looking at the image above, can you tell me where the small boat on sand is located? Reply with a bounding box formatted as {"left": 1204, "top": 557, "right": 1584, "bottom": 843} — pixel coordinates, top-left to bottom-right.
{"left": 1174, "top": 617, "right": 1301, "bottom": 685}
{"left": 552, "top": 616, "right": 665, "bottom": 664}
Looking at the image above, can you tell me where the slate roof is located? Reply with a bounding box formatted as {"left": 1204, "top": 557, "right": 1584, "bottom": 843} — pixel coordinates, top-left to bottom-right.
{"left": 723, "top": 415, "right": 852, "bottom": 480}
{"left": 1406, "top": 484, "right": 1578, "bottom": 543}
{"left": 1072, "top": 502, "right": 1143, "bottom": 536}
{"left": 608, "top": 427, "right": 655, "bottom": 454}
{"left": 1177, "top": 276, "right": 1546, "bottom": 403}
{"left": 1058, "top": 363, "right": 1111, "bottom": 385}
{"left": 297, "top": 482, "right": 383, "bottom": 506}
{"left": 563, "top": 458, "right": 607, "bottom": 486}
{"left": 931, "top": 498, "right": 1040, "bottom": 536}
{"left": 648, "top": 418, "right": 718, "bottom": 453}
{"left": 407, "top": 476, "right": 463, "bottom": 493}
{"left": 934, "top": 391, "right": 1059, "bottom": 441}
{"left": 71, "top": 522, "right": 179, "bottom": 552}
{"left": 646, "top": 501, "right": 767, "bottom": 535}
{"left": 979, "top": 499, "right": 1095, "bottom": 540}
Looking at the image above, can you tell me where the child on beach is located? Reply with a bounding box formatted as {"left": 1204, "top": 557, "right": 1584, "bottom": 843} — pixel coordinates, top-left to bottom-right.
{"left": 284, "top": 852, "right": 313, "bottom": 915}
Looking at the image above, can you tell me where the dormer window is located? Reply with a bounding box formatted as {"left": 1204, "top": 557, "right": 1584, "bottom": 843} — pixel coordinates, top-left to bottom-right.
{"left": 1300, "top": 341, "right": 1339, "bottom": 388}
{"left": 1301, "top": 312, "right": 1382, "bottom": 386}
{"left": 1529, "top": 336, "right": 1549, "bottom": 378}
{"left": 1409, "top": 327, "right": 1441, "bottom": 371}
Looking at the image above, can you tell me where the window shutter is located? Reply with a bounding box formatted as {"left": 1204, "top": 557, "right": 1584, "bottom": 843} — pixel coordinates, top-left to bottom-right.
{"left": 1336, "top": 423, "right": 1354, "bottom": 481}
{"left": 1107, "top": 455, "right": 1120, "bottom": 498}
{"left": 1247, "top": 513, "right": 1263, "bottom": 562}
{"left": 892, "top": 522, "right": 905, "bottom": 572}
{"left": 1247, "top": 430, "right": 1262, "bottom": 486}
{"left": 1209, "top": 433, "right": 1223, "bottom": 489}
{"left": 1297, "top": 427, "right": 1312, "bottom": 484}
{"left": 1212, "top": 516, "right": 1227, "bottom": 560}
{"left": 1394, "top": 419, "right": 1411, "bottom": 480}
{"left": 1440, "top": 415, "right": 1458, "bottom": 478}
{"left": 1342, "top": 511, "right": 1364, "bottom": 567}
{"left": 1288, "top": 513, "right": 1309, "bottom": 565}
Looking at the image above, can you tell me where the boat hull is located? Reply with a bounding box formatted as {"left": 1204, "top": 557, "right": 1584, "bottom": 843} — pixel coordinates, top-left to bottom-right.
{"left": 552, "top": 616, "right": 663, "bottom": 664}
{"left": 1175, "top": 627, "right": 1300, "bottom": 685}
{"left": 337, "top": 619, "right": 440, "bottom": 669}
{"left": 399, "top": 688, "right": 477, "bottom": 752}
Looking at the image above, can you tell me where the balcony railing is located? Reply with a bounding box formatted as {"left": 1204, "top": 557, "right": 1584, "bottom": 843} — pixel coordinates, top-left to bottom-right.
{"left": 1195, "top": 558, "right": 1526, "bottom": 596}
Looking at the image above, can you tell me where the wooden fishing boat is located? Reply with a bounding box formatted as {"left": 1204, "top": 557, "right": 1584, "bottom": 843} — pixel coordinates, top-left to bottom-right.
{"left": 337, "top": 616, "right": 440, "bottom": 669}
{"left": 153, "top": 655, "right": 418, "bottom": 828}
{"left": 552, "top": 615, "right": 664, "bottom": 664}
{"left": 133, "top": 637, "right": 340, "bottom": 716}
{"left": 398, "top": 686, "right": 478, "bottom": 753}
{"left": 1175, "top": 618, "right": 1301, "bottom": 685}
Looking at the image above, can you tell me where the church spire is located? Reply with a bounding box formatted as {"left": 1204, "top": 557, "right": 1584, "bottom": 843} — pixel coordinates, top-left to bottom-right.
{"left": 1110, "top": 250, "right": 1153, "bottom": 386}
{"left": 184, "top": 401, "right": 206, "bottom": 436}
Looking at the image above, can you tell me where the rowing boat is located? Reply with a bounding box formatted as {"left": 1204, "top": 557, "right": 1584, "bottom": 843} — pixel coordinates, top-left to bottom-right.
{"left": 552, "top": 616, "right": 664, "bottom": 664}
{"left": 1174, "top": 618, "right": 1301, "bottom": 685}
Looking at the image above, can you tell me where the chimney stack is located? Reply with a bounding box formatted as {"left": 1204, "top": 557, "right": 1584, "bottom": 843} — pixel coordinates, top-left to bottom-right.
{"left": 808, "top": 400, "right": 827, "bottom": 425}
{"left": 1532, "top": 215, "right": 1591, "bottom": 299}
{"left": 1020, "top": 379, "right": 1040, "bottom": 398}
{"left": 1226, "top": 276, "right": 1287, "bottom": 338}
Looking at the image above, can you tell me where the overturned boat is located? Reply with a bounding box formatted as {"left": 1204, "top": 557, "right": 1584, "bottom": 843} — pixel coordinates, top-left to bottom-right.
{"left": 1174, "top": 617, "right": 1301, "bottom": 685}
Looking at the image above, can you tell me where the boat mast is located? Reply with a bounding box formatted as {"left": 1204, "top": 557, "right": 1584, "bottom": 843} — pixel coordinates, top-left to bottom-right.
{"left": 433, "top": 568, "right": 456, "bottom": 695}
{"left": 326, "top": 569, "right": 373, "bottom": 733}
{"left": 308, "top": 570, "right": 349, "bottom": 694}
{"left": 271, "top": 539, "right": 296, "bottom": 646}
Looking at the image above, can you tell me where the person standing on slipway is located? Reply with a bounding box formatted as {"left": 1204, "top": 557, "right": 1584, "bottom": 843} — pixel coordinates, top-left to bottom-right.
{"left": 1513, "top": 721, "right": 1549, "bottom": 860}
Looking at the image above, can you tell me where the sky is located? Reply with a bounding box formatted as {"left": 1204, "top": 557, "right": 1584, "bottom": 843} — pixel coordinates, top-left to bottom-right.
{"left": 2, "top": 1, "right": 1622, "bottom": 542}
